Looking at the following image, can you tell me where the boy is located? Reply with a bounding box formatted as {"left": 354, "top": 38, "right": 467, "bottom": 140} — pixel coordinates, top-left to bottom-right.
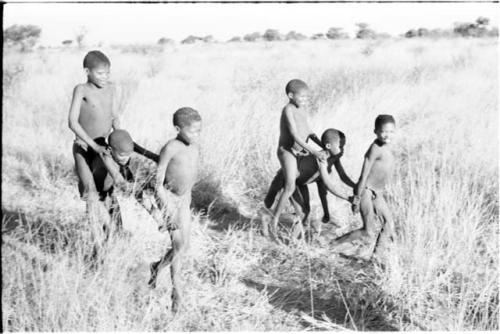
{"left": 333, "top": 115, "right": 396, "bottom": 260}
{"left": 264, "top": 129, "right": 356, "bottom": 235}
{"left": 267, "top": 79, "right": 325, "bottom": 239}
{"left": 84, "top": 129, "right": 158, "bottom": 260}
{"left": 69, "top": 50, "right": 118, "bottom": 202}
{"left": 148, "top": 107, "right": 202, "bottom": 314}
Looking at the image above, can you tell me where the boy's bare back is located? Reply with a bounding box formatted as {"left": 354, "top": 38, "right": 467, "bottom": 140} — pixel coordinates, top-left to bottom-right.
{"left": 363, "top": 140, "right": 394, "bottom": 192}
{"left": 74, "top": 82, "right": 114, "bottom": 139}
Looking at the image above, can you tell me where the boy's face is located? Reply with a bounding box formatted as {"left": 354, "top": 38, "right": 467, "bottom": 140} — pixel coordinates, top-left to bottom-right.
{"left": 375, "top": 122, "right": 396, "bottom": 144}
{"left": 325, "top": 140, "right": 343, "bottom": 157}
{"left": 111, "top": 148, "right": 132, "bottom": 166}
{"left": 177, "top": 121, "right": 202, "bottom": 145}
{"left": 288, "top": 88, "right": 310, "bottom": 108}
{"left": 86, "top": 64, "right": 110, "bottom": 88}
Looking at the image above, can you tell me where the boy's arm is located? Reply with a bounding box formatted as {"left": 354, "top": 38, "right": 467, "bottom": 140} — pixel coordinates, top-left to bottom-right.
{"left": 155, "top": 142, "right": 177, "bottom": 208}
{"left": 333, "top": 160, "right": 356, "bottom": 188}
{"left": 308, "top": 133, "right": 326, "bottom": 150}
{"left": 68, "top": 85, "right": 108, "bottom": 155}
{"left": 316, "top": 180, "right": 330, "bottom": 222}
{"left": 316, "top": 159, "right": 349, "bottom": 201}
{"left": 284, "top": 107, "right": 321, "bottom": 158}
{"left": 134, "top": 142, "right": 159, "bottom": 163}
{"left": 111, "top": 84, "right": 121, "bottom": 130}
{"left": 354, "top": 144, "right": 379, "bottom": 197}
{"left": 100, "top": 153, "right": 126, "bottom": 186}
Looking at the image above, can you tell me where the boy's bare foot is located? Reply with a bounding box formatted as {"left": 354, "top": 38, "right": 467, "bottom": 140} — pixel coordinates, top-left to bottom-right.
{"left": 259, "top": 207, "right": 273, "bottom": 238}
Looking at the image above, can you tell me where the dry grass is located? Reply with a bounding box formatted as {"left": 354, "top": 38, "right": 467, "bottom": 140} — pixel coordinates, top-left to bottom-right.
{"left": 2, "top": 38, "right": 498, "bottom": 330}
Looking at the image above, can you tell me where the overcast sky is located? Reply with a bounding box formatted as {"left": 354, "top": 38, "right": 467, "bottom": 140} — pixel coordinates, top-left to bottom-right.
{"left": 4, "top": 2, "right": 499, "bottom": 45}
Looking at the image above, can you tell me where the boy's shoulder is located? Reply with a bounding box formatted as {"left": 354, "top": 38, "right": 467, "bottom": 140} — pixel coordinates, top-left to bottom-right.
{"left": 283, "top": 102, "right": 298, "bottom": 113}
{"left": 162, "top": 138, "right": 188, "bottom": 152}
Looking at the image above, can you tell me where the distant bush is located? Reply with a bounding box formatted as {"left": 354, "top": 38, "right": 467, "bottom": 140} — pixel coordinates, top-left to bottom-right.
{"left": 263, "top": 29, "right": 281, "bottom": 41}
{"left": 74, "top": 26, "right": 87, "bottom": 49}
{"left": 356, "top": 23, "right": 376, "bottom": 39}
{"left": 181, "top": 35, "right": 202, "bottom": 44}
{"left": 202, "top": 35, "right": 215, "bottom": 43}
{"left": 4, "top": 24, "right": 42, "bottom": 52}
{"left": 453, "top": 16, "right": 493, "bottom": 37}
{"left": 326, "top": 27, "right": 348, "bottom": 39}
{"left": 405, "top": 28, "right": 430, "bottom": 38}
{"left": 311, "top": 33, "right": 326, "bottom": 40}
{"left": 228, "top": 36, "right": 241, "bottom": 42}
{"left": 285, "top": 31, "right": 307, "bottom": 41}
{"left": 157, "top": 37, "right": 174, "bottom": 45}
{"left": 243, "top": 32, "right": 261, "bottom": 42}
{"left": 62, "top": 39, "right": 73, "bottom": 46}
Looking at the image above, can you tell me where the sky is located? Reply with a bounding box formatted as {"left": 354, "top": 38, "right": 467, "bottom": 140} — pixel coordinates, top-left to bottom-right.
{"left": 3, "top": 2, "right": 499, "bottom": 46}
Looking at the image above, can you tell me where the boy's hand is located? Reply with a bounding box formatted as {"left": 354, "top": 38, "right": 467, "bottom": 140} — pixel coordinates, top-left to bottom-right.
{"left": 94, "top": 144, "right": 110, "bottom": 156}
{"left": 313, "top": 150, "right": 328, "bottom": 162}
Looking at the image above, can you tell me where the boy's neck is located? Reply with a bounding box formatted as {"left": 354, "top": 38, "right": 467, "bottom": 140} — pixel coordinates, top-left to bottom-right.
{"left": 175, "top": 134, "right": 190, "bottom": 146}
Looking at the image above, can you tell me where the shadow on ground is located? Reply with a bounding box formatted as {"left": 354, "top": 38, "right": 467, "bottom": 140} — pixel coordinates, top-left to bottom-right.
{"left": 241, "top": 256, "right": 399, "bottom": 331}
{"left": 191, "top": 175, "right": 255, "bottom": 232}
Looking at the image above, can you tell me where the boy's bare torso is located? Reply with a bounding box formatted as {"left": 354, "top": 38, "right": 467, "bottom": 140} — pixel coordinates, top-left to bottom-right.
{"left": 279, "top": 104, "right": 311, "bottom": 152}
{"left": 78, "top": 83, "right": 114, "bottom": 139}
{"left": 365, "top": 141, "right": 394, "bottom": 192}
{"left": 164, "top": 140, "right": 199, "bottom": 196}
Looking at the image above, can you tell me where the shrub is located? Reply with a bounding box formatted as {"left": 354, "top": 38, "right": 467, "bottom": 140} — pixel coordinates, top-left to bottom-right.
{"left": 4, "top": 24, "right": 42, "bottom": 52}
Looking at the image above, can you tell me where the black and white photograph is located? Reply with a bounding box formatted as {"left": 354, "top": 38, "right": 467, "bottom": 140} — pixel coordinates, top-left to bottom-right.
{"left": 2, "top": 0, "right": 499, "bottom": 331}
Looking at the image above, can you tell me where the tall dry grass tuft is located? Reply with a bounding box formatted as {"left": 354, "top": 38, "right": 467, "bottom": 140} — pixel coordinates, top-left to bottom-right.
{"left": 2, "top": 38, "right": 498, "bottom": 330}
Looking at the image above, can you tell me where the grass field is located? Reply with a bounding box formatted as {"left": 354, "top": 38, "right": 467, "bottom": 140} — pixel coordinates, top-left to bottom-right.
{"left": 2, "top": 38, "right": 498, "bottom": 331}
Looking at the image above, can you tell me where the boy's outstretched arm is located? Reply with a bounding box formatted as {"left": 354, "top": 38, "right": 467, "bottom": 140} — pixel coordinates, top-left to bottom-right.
{"left": 333, "top": 160, "right": 356, "bottom": 188}
{"left": 308, "top": 133, "right": 326, "bottom": 150}
{"left": 134, "top": 142, "right": 159, "bottom": 163}
{"left": 155, "top": 142, "right": 177, "bottom": 208}
{"left": 284, "top": 107, "right": 321, "bottom": 158}
{"left": 111, "top": 85, "right": 121, "bottom": 130}
{"left": 68, "top": 85, "right": 108, "bottom": 155}
{"left": 317, "top": 159, "right": 349, "bottom": 201}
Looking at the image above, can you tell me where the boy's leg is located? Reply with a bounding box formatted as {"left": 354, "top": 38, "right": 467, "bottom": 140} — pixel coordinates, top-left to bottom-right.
{"left": 272, "top": 148, "right": 298, "bottom": 235}
{"left": 316, "top": 180, "right": 331, "bottom": 223}
{"left": 170, "top": 201, "right": 191, "bottom": 313}
{"left": 73, "top": 145, "right": 109, "bottom": 260}
{"left": 290, "top": 184, "right": 308, "bottom": 240}
{"left": 73, "top": 143, "right": 98, "bottom": 198}
{"left": 264, "top": 170, "right": 284, "bottom": 209}
{"left": 371, "top": 195, "right": 394, "bottom": 255}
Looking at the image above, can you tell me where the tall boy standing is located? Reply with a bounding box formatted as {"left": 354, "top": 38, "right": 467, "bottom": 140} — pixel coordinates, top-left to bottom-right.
{"left": 266, "top": 79, "right": 325, "bottom": 239}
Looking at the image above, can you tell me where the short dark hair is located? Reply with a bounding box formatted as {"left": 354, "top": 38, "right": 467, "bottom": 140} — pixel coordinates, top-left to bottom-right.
{"left": 374, "top": 114, "right": 396, "bottom": 130}
{"left": 83, "top": 50, "right": 110, "bottom": 69}
{"left": 108, "top": 129, "right": 133, "bottom": 153}
{"left": 321, "top": 128, "right": 346, "bottom": 147}
{"left": 173, "top": 107, "right": 202, "bottom": 128}
{"left": 285, "top": 79, "right": 308, "bottom": 95}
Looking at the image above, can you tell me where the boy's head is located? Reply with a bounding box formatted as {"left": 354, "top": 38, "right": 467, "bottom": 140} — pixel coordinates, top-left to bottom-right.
{"left": 374, "top": 114, "right": 396, "bottom": 144}
{"left": 83, "top": 50, "right": 110, "bottom": 88}
{"left": 285, "top": 79, "right": 310, "bottom": 108}
{"left": 108, "top": 129, "right": 134, "bottom": 165}
{"left": 321, "top": 128, "right": 346, "bottom": 157}
{"left": 173, "top": 107, "right": 202, "bottom": 145}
